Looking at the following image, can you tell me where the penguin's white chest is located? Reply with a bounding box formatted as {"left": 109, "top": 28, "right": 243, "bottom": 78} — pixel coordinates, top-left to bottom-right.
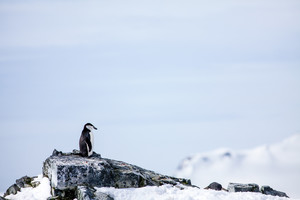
{"left": 87, "top": 131, "right": 94, "bottom": 156}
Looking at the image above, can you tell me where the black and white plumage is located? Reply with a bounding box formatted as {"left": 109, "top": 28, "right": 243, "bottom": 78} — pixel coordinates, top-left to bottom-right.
{"left": 79, "top": 123, "right": 97, "bottom": 157}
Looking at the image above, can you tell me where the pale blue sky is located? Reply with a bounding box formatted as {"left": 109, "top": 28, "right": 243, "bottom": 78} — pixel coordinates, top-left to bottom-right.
{"left": 0, "top": 0, "right": 300, "bottom": 192}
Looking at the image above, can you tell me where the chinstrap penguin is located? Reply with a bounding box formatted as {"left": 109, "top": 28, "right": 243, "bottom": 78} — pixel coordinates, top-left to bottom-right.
{"left": 79, "top": 123, "right": 97, "bottom": 157}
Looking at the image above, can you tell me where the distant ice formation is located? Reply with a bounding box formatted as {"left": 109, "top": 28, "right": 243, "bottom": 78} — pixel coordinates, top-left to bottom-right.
{"left": 175, "top": 134, "right": 300, "bottom": 198}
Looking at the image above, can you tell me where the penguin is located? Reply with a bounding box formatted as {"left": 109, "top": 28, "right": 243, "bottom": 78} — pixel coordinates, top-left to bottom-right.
{"left": 79, "top": 123, "right": 97, "bottom": 157}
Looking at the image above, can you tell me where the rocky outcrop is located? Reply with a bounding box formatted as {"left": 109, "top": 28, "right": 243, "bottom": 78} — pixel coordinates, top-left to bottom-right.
{"left": 228, "top": 183, "right": 289, "bottom": 198}
{"left": 43, "top": 149, "right": 191, "bottom": 199}
{"left": 261, "top": 186, "right": 289, "bottom": 198}
{"left": 228, "top": 183, "right": 260, "bottom": 192}
{"left": 4, "top": 184, "right": 20, "bottom": 197}
{"left": 204, "top": 182, "right": 223, "bottom": 191}
{"left": 3, "top": 176, "right": 39, "bottom": 197}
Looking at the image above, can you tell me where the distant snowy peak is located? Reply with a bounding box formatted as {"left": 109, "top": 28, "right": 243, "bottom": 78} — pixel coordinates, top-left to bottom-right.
{"left": 176, "top": 134, "right": 300, "bottom": 174}
{"left": 175, "top": 134, "right": 300, "bottom": 198}
{"left": 176, "top": 148, "right": 239, "bottom": 172}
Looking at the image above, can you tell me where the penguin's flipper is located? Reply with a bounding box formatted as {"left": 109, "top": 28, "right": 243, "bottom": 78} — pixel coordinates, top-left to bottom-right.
{"left": 79, "top": 134, "right": 88, "bottom": 157}
{"left": 85, "top": 133, "right": 92, "bottom": 152}
{"left": 80, "top": 141, "right": 88, "bottom": 157}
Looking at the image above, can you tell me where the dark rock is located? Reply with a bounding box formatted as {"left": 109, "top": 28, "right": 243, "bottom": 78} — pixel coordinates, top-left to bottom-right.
{"left": 76, "top": 186, "right": 96, "bottom": 200}
{"left": 228, "top": 183, "right": 259, "bottom": 192}
{"left": 43, "top": 150, "right": 191, "bottom": 197}
{"left": 4, "top": 184, "right": 20, "bottom": 197}
{"left": 52, "top": 149, "right": 64, "bottom": 156}
{"left": 204, "top": 182, "right": 223, "bottom": 191}
{"left": 16, "top": 176, "right": 34, "bottom": 188}
{"left": 52, "top": 188, "right": 76, "bottom": 200}
{"left": 77, "top": 186, "right": 114, "bottom": 200}
{"left": 72, "top": 149, "right": 81, "bottom": 154}
{"left": 31, "top": 177, "right": 41, "bottom": 188}
{"left": 0, "top": 196, "right": 8, "bottom": 200}
{"left": 52, "top": 149, "right": 100, "bottom": 158}
{"left": 261, "top": 186, "right": 289, "bottom": 198}
{"left": 4, "top": 175, "right": 42, "bottom": 197}
{"left": 4, "top": 175, "right": 41, "bottom": 197}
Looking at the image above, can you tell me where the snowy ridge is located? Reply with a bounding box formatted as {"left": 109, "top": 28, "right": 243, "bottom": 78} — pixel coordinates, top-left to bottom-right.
{"left": 175, "top": 134, "right": 300, "bottom": 198}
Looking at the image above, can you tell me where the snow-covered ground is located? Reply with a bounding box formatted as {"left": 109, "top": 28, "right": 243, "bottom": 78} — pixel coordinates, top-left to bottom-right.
{"left": 3, "top": 178, "right": 299, "bottom": 200}
{"left": 97, "top": 185, "right": 296, "bottom": 200}
{"left": 175, "top": 134, "right": 300, "bottom": 198}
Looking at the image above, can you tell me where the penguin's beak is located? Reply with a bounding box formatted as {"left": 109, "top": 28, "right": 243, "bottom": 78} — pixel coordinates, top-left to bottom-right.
{"left": 94, "top": 126, "right": 98, "bottom": 130}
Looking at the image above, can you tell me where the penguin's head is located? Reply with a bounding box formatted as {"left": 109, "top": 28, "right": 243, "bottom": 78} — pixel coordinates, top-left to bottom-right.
{"left": 84, "top": 123, "right": 97, "bottom": 131}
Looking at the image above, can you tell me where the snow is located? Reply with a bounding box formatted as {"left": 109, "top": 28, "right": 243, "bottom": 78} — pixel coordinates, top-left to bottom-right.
{"left": 175, "top": 134, "right": 300, "bottom": 198}
{"left": 97, "top": 185, "right": 298, "bottom": 200}
{"left": 3, "top": 176, "right": 300, "bottom": 200}
{"left": 5, "top": 175, "right": 51, "bottom": 200}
